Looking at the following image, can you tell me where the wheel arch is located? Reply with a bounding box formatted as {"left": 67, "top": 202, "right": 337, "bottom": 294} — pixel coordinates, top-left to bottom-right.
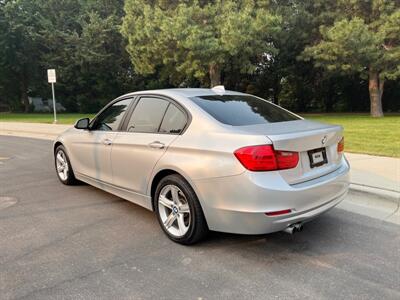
{"left": 53, "top": 141, "right": 63, "bottom": 153}
{"left": 149, "top": 168, "right": 203, "bottom": 213}
{"left": 150, "top": 169, "right": 180, "bottom": 211}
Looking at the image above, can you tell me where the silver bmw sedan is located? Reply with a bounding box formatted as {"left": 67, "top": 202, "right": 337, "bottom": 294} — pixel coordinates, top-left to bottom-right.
{"left": 54, "top": 87, "right": 350, "bottom": 244}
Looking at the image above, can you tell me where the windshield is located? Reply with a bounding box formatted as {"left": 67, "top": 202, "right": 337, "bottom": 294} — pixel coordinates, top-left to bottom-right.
{"left": 190, "top": 95, "right": 300, "bottom": 126}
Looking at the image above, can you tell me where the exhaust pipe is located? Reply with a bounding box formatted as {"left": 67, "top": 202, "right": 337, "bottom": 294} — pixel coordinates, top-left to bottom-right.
{"left": 283, "top": 223, "right": 303, "bottom": 234}
{"left": 294, "top": 223, "right": 303, "bottom": 232}
{"left": 283, "top": 225, "right": 295, "bottom": 234}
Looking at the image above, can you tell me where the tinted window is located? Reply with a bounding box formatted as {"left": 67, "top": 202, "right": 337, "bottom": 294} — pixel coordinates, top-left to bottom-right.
{"left": 190, "top": 95, "right": 300, "bottom": 126}
{"left": 126, "top": 97, "right": 169, "bottom": 133}
{"left": 92, "top": 98, "right": 132, "bottom": 131}
{"left": 159, "top": 104, "right": 187, "bottom": 134}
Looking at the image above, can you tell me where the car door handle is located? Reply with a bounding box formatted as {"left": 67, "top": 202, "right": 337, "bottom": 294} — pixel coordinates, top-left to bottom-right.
{"left": 103, "top": 138, "right": 112, "bottom": 146}
{"left": 148, "top": 141, "right": 165, "bottom": 149}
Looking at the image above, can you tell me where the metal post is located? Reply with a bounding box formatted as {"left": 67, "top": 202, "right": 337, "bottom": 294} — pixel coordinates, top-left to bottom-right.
{"left": 51, "top": 82, "right": 57, "bottom": 124}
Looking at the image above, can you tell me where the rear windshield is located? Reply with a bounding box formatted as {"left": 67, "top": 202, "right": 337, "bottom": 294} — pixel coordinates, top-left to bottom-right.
{"left": 190, "top": 95, "right": 300, "bottom": 126}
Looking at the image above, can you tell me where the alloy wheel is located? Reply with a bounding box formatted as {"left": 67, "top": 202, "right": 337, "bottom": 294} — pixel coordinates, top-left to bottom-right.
{"left": 158, "top": 184, "right": 191, "bottom": 237}
{"left": 56, "top": 150, "right": 69, "bottom": 181}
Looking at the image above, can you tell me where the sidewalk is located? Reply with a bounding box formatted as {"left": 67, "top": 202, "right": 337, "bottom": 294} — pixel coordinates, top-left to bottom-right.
{"left": 346, "top": 153, "right": 400, "bottom": 195}
{"left": 1, "top": 121, "right": 399, "bottom": 197}
{"left": 0, "top": 121, "right": 71, "bottom": 140}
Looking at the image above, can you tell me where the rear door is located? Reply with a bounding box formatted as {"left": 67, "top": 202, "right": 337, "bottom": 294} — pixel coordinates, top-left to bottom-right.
{"left": 111, "top": 96, "right": 188, "bottom": 195}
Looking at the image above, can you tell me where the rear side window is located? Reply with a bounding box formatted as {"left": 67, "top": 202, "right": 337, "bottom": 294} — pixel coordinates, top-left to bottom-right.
{"left": 159, "top": 104, "right": 187, "bottom": 134}
{"left": 126, "top": 97, "right": 169, "bottom": 133}
{"left": 190, "top": 95, "right": 300, "bottom": 126}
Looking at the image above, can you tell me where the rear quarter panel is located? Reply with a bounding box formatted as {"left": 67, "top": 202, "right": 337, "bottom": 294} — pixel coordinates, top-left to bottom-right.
{"left": 153, "top": 130, "right": 268, "bottom": 181}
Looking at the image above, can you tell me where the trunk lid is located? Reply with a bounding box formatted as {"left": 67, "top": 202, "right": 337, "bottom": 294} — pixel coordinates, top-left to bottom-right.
{"left": 235, "top": 120, "right": 344, "bottom": 184}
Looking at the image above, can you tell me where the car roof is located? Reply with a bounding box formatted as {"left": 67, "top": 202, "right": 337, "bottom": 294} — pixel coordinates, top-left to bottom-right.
{"left": 121, "top": 88, "right": 247, "bottom": 99}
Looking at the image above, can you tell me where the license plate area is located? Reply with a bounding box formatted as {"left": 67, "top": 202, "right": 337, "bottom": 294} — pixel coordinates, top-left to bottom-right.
{"left": 307, "top": 147, "right": 328, "bottom": 168}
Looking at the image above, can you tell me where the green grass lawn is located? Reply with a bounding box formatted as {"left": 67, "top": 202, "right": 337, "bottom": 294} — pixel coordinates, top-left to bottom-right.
{"left": 0, "top": 113, "right": 95, "bottom": 124}
{"left": 1, "top": 112, "right": 399, "bottom": 157}
{"left": 303, "top": 114, "right": 400, "bottom": 158}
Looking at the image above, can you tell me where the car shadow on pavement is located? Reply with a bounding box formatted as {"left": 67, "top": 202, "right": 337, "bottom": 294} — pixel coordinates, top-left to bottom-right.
{"left": 195, "top": 209, "right": 383, "bottom": 260}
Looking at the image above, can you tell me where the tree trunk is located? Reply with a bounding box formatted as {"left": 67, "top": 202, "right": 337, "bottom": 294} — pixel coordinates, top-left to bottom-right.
{"left": 209, "top": 63, "right": 221, "bottom": 87}
{"left": 325, "top": 83, "right": 334, "bottom": 113}
{"left": 368, "top": 70, "right": 384, "bottom": 117}
{"left": 20, "top": 79, "right": 29, "bottom": 113}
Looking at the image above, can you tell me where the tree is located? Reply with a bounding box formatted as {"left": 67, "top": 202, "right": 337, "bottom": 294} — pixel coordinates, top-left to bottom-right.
{"left": 1, "top": 0, "right": 400, "bottom": 114}
{"left": 121, "top": 0, "right": 281, "bottom": 87}
{"left": 0, "top": 0, "right": 44, "bottom": 112}
{"left": 301, "top": 1, "right": 400, "bottom": 117}
{"left": 0, "top": 0, "right": 148, "bottom": 113}
{"left": 36, "top": 0, "right": 141, "bottom": 112}
{"left": 249, "top": 0, "right": 346, "bottom": 111}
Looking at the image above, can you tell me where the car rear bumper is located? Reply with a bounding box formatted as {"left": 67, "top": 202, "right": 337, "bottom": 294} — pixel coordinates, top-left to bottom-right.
{"left": 193, "top": 157, "right": 350, "bottom": 234}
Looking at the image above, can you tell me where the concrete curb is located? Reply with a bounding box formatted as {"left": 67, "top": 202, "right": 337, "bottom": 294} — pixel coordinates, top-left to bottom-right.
{"left": 342, "top": 184, "right": 400, "bottom": 225}
{"left": 349, "top": 183, "right": 400, "bottom": 202}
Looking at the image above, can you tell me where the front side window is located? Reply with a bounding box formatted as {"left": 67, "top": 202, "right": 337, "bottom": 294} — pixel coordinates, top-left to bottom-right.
{"left": 126, "top": 97, "right": 169, "bottom": 133}
{"left": 92, "top": 98, "right": 132, "bottom": 131}
{"left": 159, "top": 104, "right": 187, "bottom": 134}
{"left": 190, "top": 95, "right": 300, "bottom": 126}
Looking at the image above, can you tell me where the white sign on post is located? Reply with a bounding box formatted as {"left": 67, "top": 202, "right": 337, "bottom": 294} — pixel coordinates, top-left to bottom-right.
{"left": 47, "top": 69, "right": 56, "bottom": 83}
{"left": 47, "top": 69, "right": 57, "bottom": 123}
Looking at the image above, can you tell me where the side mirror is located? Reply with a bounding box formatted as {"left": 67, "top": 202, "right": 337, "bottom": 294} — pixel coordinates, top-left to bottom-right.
{"left": 74, "top": 118, "right": 90, "bottom": 130}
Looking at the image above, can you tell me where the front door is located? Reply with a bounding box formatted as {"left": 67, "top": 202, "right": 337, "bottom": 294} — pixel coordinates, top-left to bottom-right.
{"left": 70, "top": 98, "right": 133, "bottom": 184}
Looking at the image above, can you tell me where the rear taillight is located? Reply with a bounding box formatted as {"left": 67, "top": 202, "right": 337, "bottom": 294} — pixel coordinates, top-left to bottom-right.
{"left": 276, "top": 150, "right": 299, "bottom": 170}
{"left": 337, "top": 137, "right": 344, "bottom": 153}
{"left": 234, "top": 145, "right": 299, "bottom": 171}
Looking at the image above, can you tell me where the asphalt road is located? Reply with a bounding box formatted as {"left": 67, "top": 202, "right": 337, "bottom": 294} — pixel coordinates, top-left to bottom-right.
{"left": 0, "top": 136, "right": 399, "bottom": 300}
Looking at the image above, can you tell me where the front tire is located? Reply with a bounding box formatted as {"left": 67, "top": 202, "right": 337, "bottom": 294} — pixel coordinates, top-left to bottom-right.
{"left": 155, "top": 174, "right": 208, "bottom": 245}
{"left": 54, "top": 145, "right": 78, "bottom": 185}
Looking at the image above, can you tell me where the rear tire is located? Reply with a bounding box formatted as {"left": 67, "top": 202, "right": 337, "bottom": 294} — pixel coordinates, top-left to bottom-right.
{"left": 54, "top": 145, "right": 78, "bottom": 185}
{"left": 155, "top": 174, "right": 208, "bottom": 245}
